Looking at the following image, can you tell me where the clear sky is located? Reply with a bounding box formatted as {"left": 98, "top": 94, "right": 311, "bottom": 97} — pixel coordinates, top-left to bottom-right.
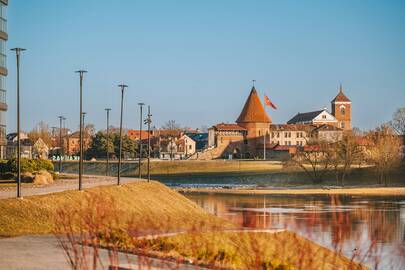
{"left": 6, "top": 0, "right": 405, "bottom": 132}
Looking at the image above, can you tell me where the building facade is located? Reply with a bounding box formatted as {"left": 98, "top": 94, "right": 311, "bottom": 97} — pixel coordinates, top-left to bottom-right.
{"left": 0, "top": 0, "right": 7, "bottom": 159}
{"left": 206, "top": 85, "right": 350, "bottom": 159}
{"left": 207, "top": 87, "right": 271, "bottom": 159}
{"left": 288, "top": 85, "right": 352, "bottom": 131}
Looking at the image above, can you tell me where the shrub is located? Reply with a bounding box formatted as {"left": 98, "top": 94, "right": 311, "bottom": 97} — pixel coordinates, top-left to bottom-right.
{"left": 0, "top": 172, "right": 15, "bottom": 180}
{"left": 6, "top": 158, "right": 54, "bottom": 173}
{"left": 7, "top": 158, "right": 35, "bottom": 173}
{"left": 33, "top": 159, "right": 54, "bottom": 172}
{"left": 0, "top": 160, "right": 8, "bottom": 173}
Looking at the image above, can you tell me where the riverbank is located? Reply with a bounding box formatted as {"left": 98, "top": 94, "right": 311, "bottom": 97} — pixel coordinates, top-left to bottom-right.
{"left": 178, "top": 186, "right": 405, "bottom": 196}
{"left": 54, "top": 159, "right": 285, "bottom": 176}
{"left": 54, "top": 160, "right": 405, "bottom": 187}
{"left": 0, "top": 178, "right": 373, "bottom": 269}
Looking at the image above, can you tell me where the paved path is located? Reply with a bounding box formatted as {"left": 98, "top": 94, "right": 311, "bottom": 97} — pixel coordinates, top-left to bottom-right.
{"left": 0, "top": 174, "right": 142, "bottom": 199}
{"left": 0, "top": 235, "right": 206, "bottom": 270}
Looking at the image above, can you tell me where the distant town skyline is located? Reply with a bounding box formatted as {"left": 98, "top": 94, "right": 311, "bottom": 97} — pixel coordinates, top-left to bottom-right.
{"left": 6, "top": 0, "right": 405, "bottom": 133}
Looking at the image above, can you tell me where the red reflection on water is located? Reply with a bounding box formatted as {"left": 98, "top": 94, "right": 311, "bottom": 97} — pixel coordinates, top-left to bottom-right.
{"left": 188, "top": 194, "right": 405, "bottom": 270}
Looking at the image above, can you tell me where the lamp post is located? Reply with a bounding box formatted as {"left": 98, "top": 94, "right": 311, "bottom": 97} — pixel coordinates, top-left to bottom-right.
{"left": 82, "top": 112, "right": 87, "bottom": 126}
{"left": 137, "top": 102, "right": 145, "bottom": 179}
{"left": 75, "top": 70, "right": 87, "bottom": 191}
{"left": 117, "top": 84, "right": 128, "bottom": 185}
{"left": 144, "top": 106, "right": 152, "bottom": 182}
{"left": 58, "top": 116, "right": 64, "bottom": 173}
{"left": 105, "top": 108, "right": 111, "bottom": 176}
{"left": 82, "top": 112, "right": 87, "bottom": 168}
{"left": 11, "top": 47, "right": 26, "bottom": 198}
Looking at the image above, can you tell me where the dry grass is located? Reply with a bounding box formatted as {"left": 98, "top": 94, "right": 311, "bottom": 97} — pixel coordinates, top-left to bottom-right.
{"left": 53, "top": 192, "right": 370, "bottom": 270}
{"left": 0, "top": 181, "right": 230, "bottom": 237}
{"left": 129, "top": 231, "right": 369, "bottom": 270}
{"left": 144, "top": 160, "right": 284, "bottom": 175}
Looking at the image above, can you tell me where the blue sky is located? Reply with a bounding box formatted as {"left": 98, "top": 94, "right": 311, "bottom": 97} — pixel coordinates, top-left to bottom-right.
{"left": 6, "top": 0, "right": 405, "bottom": 132}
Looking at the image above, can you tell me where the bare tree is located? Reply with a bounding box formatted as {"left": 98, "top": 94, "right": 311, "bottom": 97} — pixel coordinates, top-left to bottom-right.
{"left": 390, "top": 107, "right": 405, "bottom": 135}
{"left": 161, "top": 120, "right": 181, "bottom": 131}
{"left": 293, "top": 139, "right": 333, "bottom": 184}
{"left": 28, "top": 121, "right": 53, "bottom": 147}
{"left": 367, "top": 125, "right": 402, "bottom": 186}
{"left": 84, "top": 123, "right": 96, "bottom": 137}
{"left": 330, "top": 133, "right": 365, "bottom": 186}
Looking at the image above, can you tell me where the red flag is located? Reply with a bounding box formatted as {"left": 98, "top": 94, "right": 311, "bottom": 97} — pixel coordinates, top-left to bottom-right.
{"left": 264, "top": 95, "right": 277, "bottom": 109}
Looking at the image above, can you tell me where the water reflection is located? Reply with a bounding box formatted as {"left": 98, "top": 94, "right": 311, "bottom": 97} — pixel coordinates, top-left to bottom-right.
{"left": 185, "top": 193, "right": 405, "bottom": 269}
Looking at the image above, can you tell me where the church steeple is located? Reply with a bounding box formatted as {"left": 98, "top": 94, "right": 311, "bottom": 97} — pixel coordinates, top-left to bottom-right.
{"left": 332, "top": 84, "right": 350, "bottom": 103}
{"left": 331, "top": 84, "right": 352, "bottom": 130}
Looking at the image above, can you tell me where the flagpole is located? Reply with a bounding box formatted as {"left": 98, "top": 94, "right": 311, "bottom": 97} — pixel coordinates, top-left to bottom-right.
{"left": 263, "top": 93, "right": 266, "bottom": 161}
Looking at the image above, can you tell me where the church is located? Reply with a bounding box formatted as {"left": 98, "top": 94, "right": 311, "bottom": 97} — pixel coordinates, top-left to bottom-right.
{"left": 206, "top": 85, "right": 351, "bottom": 159}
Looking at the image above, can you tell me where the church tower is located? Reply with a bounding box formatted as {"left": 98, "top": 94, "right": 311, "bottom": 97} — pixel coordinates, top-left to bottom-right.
{"left": 331, "top": 85, "right": 352, "bottom": 130}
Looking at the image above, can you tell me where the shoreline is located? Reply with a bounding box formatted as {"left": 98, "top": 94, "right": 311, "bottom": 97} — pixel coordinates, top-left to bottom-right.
{"left": 178, "top": 187, "right": 405, "bottom": 196}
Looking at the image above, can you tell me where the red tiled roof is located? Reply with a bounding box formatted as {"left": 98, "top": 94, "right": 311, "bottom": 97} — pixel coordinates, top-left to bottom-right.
{"left": 272, "top": 145, "right": 297, "bottom": 151}
{"left": 127, "top": 130, "right": 153, "bottom": 140}
{"left": 331, "top": 86, "right": 350, "bottom": 102}
{"left": 214, "top": 123, "right": 247, "bottom": 131}
{"left": 236, "top": 87, "right": 271, "bottom": 123}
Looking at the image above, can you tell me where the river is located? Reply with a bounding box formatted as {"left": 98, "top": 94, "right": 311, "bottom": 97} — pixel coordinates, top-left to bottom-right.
{"left": 183, "top": 192, "right": 405, "bottom": 270}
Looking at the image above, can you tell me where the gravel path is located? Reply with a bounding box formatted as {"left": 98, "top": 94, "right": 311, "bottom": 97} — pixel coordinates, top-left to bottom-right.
{"left": 0, "top": 174, "right": 142, "bottom": 199}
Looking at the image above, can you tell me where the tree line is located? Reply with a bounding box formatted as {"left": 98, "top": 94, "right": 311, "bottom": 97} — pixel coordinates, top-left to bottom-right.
{"left": 293, "top": 125, "right": 403, "bottom": 186}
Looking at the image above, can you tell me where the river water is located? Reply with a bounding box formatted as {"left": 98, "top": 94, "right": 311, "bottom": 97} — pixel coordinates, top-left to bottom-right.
{"left": 183, "top": 192, "right": 405, "bottom": 270}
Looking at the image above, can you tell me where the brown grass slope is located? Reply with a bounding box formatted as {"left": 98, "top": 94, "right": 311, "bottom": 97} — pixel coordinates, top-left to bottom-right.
{"left": 0, "top": 181, "right": 229, "bottom": 237}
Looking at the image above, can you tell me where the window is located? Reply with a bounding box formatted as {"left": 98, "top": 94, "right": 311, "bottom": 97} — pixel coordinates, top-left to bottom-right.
{"left": 340, "top": 106, "right": 346, "bottom": 116}
{"left": 189, "top": 145, "right": 192, "bottom": 150}
{"left": 244, "top": 138, "right": 248, "bottom": 145}
{"left": 276, "top": 132, "right": 280, "bottom": 138}
{"left": 259, "top": 130, "right": 261, "bottom": 136}
{"left": 322, "top": 115, "right": 327, "bottom": 119}
{"left": 341, "top": 122, "right": 345, "bottom": 129}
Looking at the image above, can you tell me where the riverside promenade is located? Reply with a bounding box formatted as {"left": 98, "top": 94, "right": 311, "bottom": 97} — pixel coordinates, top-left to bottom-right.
{"left": 0, "top": 235, "right": 207, "bottom": 270}
{"left": 0, "top": 174, "right": 142, "bottom": 199}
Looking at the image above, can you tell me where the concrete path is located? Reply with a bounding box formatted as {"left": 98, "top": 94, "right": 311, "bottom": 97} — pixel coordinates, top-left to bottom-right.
{"left": 0, "top": 174, "right": 142, "bottom": 199}
{"left": 0, "top": 235, "right": 206, "bottom": 270}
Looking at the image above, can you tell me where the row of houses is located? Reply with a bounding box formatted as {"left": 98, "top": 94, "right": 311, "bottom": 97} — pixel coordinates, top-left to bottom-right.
{"left": 4, "top": 128, "right": 210, "bottom": 161}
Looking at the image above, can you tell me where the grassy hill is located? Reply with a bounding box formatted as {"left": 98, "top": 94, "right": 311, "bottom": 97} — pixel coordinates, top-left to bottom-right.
{"left": 0, "top": 181, "right": 230, "bottom": 237}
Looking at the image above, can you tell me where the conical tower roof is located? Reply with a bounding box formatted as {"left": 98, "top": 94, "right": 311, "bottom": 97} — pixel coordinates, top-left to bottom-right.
{"left": 236, "top": 86, "right": 271, "bottom": 123}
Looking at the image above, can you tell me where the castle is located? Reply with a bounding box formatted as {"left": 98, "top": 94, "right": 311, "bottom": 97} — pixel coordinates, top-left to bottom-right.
{"left": 206, "top": 85, "right": 351, "bottom": 159}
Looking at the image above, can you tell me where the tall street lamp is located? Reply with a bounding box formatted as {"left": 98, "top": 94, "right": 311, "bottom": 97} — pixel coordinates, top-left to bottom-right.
{"left": 82, "top": 112, "right": 87, "bottom": 126}
{"left": 75, "top": 70, "right": 87, "bottom": 191}
{"left": 117, "top": 84, "right": 128, "bottom": 185}
{"left": 144, "top": 105, "right": 152, "bottom": 182}
{"left": 105, "top": 108, "right": 111, "bottom": 176}
{"left": 11, "top": 47, "right": 26, "bottom": 198}
{"left": 58, "top": 116, "right": 64, "bottom": 173}
{"left": 137, "top": 102, "right": 145, "bottom": 179}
